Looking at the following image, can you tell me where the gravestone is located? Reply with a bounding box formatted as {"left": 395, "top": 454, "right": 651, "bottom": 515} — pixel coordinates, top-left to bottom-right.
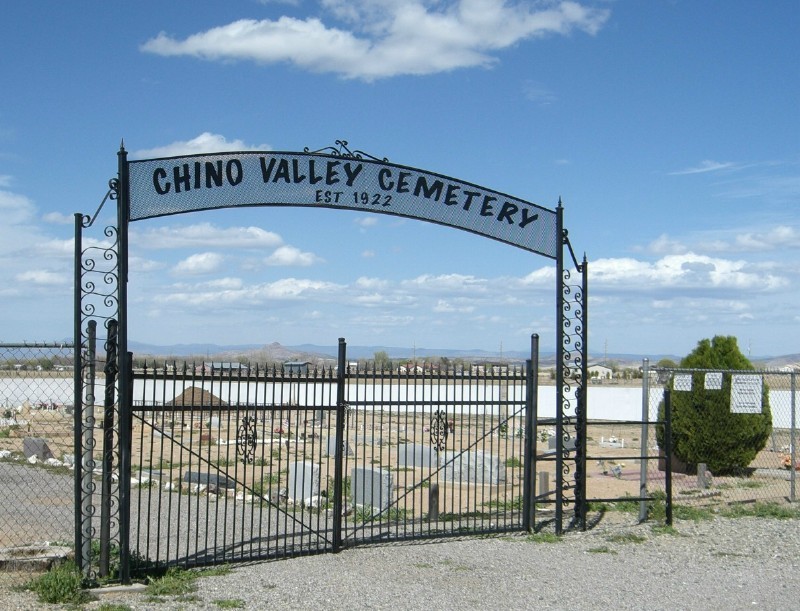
{"left": 351, "top": 467, "right": 393, "bottom": 510}
{"left": 23, "top": 437, "right": 55, "bottom": 461}
{"left": 439, "top": 450, "right": 505, "bottom": 485}
{"left": 548, "top": 436, "right": 577, "bottom": 452}
{"left": 326, "top": 436, "right": 353, "bottom": 457}
{"left": 397, "top": 443, "right": 436, "bottom": 469}
{"left": 182, "top": 471, "right": 235, "bottom": 490}
{"left": 288, "top": 460, "right": 320, "bottom": 503}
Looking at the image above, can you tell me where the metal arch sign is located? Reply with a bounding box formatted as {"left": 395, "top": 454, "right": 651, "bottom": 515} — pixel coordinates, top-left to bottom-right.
{"left": 127, "top": 148, "right": 559, "bottom": 259}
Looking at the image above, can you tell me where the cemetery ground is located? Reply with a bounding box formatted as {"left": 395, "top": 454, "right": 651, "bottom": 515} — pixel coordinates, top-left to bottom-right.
{"left": 0, "top": 402, "right": 797, "bottom": 551}
{"left": 1, "top": 402, "right": 799, "bottom": 608}
{"left": 1, "top": 510, "right": 800, "bottom": 609}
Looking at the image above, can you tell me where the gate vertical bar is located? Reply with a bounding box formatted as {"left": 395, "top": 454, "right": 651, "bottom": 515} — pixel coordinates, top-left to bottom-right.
{"left": 82, "top": 321, "right": 97, "bottom": 574}
{"left": 332, "top": 337, "right": 347, "bottom": 551}
{"left": 555, "top": 203, "right": 565, "bottom": 534}
{"left": 576, "top": 254, "right": 588, "bottom": 530}
{"left": 73, "top": 213, "right": 84, "bottom": 571}
{"left": 99, "top": 319, "right": 118, "bottom": 577}
{"left": 523, "top": 334, "right": 539, "bottom": 531}
{"left": 117, "top": 144, "right": 132, "bottom": 583}
{"left": 639, "top": 358, "right": 650, "bottom": 522}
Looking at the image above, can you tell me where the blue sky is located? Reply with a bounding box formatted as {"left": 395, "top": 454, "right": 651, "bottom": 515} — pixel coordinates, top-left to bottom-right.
{"left": 1, "top": 1, "right": 798, "bottom": 358}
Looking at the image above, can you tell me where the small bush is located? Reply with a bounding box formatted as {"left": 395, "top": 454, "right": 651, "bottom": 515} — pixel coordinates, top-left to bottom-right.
{"left": 24, "top": 560, "right": 92, "bottom": 605}
{"left": 146, "top": 567, "right": 198, "bottom": 597}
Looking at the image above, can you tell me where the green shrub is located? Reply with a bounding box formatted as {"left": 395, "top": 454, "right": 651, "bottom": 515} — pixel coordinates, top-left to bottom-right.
{"left": 24, "top": 560, "right": 92, "bottom": 605}
{"left": 657, "top": 336, "right": 772, "bottom": 475}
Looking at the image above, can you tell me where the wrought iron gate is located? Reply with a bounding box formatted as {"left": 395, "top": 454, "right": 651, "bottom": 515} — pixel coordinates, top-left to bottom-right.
{"left": 73, "top": 145, "right": 590, "bottom": 580}
{"left": 124, "top": 338, "right": 544, "bottom": 570}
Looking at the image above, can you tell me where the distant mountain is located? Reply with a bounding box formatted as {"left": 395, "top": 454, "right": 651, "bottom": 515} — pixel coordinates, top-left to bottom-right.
{"left": 127, "top": 340, "right": 797, "bottom": 370}
{"left": 127, "top": 340, "right": 678, "bottom": 368}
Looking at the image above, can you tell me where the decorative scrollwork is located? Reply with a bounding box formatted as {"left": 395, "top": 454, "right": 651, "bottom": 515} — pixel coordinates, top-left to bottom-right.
{"left": 236, "top": 415, "right": 258, "bottom": 464}
{"left": 77, "top": 181, "right": 123, "bottom": 578}
{"left": 430, "top": 409, "right": 449, "bottom": 452}
{"left": 304, "top": 139, "right": 389, "bottom": 163}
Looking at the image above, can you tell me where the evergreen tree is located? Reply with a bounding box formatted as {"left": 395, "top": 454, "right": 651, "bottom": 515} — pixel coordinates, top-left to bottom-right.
{"left": 658, "top": 336, "right": 772, "bottom": 474}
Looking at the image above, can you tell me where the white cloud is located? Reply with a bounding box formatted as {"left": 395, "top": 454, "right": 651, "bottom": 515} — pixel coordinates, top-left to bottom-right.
{"left": 132, "top": 132, "right": 271, "bottom": 159}
{"left": 645, "top": 233, "right": 687, "bottom": 255}
{"left": 15, "top": 270, "right": 68, "bottom": 286}
{"left": 669, "top": 160, "right": 738, "bottom": 175}
{"left": 0, "top": 175, "right": 13, "bottom": 188}
{"left": 133, "top": 222, "right": 283, "bottom": 249}
{"left": 0, "top": 189, "right": 35, "bottom": 224}
{"left": 646, "top": 225, "right": 800, "bottom": 255}
{"left": 355, "top": 276, "right": 388, "bottom": 289}
{"left": 523, "top": 80, "right": 557, "bottom": 105}
{"left": 141, "top": 1, "right": 610, "bottom": 80}
{"left": 433, "top": 299, "right": 475, "bottom": 313}
{"left": 591, "top": 253, "right": 788, "bottom": 292}
{"left": 264, "top": 245, "right": 323, "bottom": 266}
{"left": 42, "top": 211, "right": 75, "bottom": 225}
{"left": 403, "top": 273, "right": 488, "bottom": 293}
{"left": 355, "top": 216, "right": 378, "bottom": 228}
{"left": 129, "top": 256, "right": 165, "bottom": 273}
{"left": 173, "top": 252, "right": 224, "bottom": 274}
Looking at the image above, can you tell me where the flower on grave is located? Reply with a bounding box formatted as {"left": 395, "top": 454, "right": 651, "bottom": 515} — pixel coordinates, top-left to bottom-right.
{"left": 780, "top": 453, "right": 799, "bottom": 470}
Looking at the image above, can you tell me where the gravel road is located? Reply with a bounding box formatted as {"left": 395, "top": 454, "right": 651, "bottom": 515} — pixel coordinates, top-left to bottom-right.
{"left": 3, "top": 512, "right": 799, "bottom": 610}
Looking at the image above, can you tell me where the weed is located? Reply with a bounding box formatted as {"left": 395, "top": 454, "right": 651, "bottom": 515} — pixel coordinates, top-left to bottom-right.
{"left": 146, "top": 567, "right": 198, "bottom": 597}
{"left": 214, "top": 599, "right": 245, "bottom": 608}
{"left": 587, "top": 545, "right": 616, "bottom": 554}
{"left": 711, "top": 550, "right": 749, "bottom": 558}
{"left": 505, "top": 457, "right": 522, "bottom": 468}
{"left": 672, "top": 505, "right": 715, "bottom": 521}
{"left": 525, "top": 532, "right": 561, "bottom": 543}
{"left": 483, "top": 496, "right": 523, "bottom": 511}
{"left": 23, "top": 560, "right": 92, "bottom": 605}
{"left": 650, "top": 524, "right": 680, "bottom": 536}
{"left": 606, "top": 532, "right": 647, "bottom": 544}
{"left": 441, "top": 558, "right": 472, "bottom": 571}
{"left": 720, "top": 502, "right": 800, "bottom": 520}
{"left": 98, "top": 604, "right": 134, "bottom": 611}
{"left": 197, "top": 565, "right": 233, "bottom": 578}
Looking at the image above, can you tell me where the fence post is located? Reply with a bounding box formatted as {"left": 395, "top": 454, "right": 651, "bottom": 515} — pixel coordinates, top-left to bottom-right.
{"left": 664, "top": 389, "right": 673, "bottom": 526}
{"left": 332, "top": 338, "right": 347, "bottom": 551}
{"left": 789, "top": 371, "right": 797, "bottom": 503}
{"left": 523, "top": 334, "right": 539, "bottom": 531}
{"left": 639, "top": 358, "right": 650, "bottom": 522}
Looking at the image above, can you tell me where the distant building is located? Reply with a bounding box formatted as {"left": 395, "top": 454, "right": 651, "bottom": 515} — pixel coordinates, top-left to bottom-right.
{"left": 198, "top": 362, "right": 249, "bottom": 375}
{"left": 284, "top": 361, "right": 310, "bottom": 375}
{"left": 588, "top": 364, "right": 613, "bottom": 380}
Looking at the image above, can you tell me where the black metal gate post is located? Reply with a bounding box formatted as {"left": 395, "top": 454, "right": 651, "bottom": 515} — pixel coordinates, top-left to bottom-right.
{"left": 555, "top": 205, "right": 565, "bottom": 533}
{"left": 575, "top": 254, "right": 589, "bottom": 530}
{"left": 72, "top": 214, "right": 84, "bottom": 572}
{"left": 117, "top": 145, "right": 132, "bottom": 584}
{"left": 555, "top": 200, "right": 589, "bottom": 534}
{"left": 523, "top": 334, "right": 539, "bottom": 531}
{"left": 332, "top": 337, "right": 347, "bottom": 550}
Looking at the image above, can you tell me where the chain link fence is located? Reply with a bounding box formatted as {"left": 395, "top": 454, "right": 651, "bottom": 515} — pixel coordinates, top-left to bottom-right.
{"left": 0, "top": 343, "right": 75, "bottom": 547}
{"left": 644, "top": 368, "right": 798, "bottom": 509}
